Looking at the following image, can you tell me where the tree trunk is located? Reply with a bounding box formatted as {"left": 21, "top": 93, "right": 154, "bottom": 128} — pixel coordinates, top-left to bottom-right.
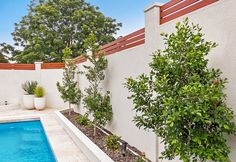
{"left": 93, "top": 124, "right": 97, "bottom": 136}
{"left": 69, "top": 103, "right": 71, "bottom": 115}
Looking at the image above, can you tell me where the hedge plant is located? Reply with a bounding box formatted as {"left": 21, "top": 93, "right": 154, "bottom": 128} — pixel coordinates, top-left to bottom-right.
{"left": 105, "top": 134, "right": 121, "bottom": 150}
{"left": 125, "top": 18, "right": 236, "bottom": 162}
{"left": 75, "top": 114, "right": 91, "bottom": 127}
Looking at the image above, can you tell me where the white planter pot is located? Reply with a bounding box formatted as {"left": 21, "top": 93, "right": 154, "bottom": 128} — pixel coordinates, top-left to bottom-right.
{"left": 34, "top": 97, "right": 46, "bottom": 110}
{"left": 22, "top": 95, "right": 34, "bottom": 109}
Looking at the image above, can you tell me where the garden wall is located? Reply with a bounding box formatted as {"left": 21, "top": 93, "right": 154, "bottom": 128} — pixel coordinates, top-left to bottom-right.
{"left": 76, "top": 44, "right": 158, "bottom": 161}
{"left": 0, "top": 62, "right": 65, "bottom": 108}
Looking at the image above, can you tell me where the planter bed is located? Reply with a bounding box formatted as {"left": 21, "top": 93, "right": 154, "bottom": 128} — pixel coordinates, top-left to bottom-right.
{"left": 61, "top": 110, "right": 149, "bottom": 162}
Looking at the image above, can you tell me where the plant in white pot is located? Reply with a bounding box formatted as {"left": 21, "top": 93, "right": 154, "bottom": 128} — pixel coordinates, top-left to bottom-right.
{"left": 22, "top": 81, "right": 38, "bottom": 109}
{"left": 34, "top": 86, "right": 46, "bottom": 110}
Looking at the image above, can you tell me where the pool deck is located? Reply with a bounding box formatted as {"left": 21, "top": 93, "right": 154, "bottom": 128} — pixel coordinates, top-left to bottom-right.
{"left": 0, "top": 107, "right": 90, "bottom": 162}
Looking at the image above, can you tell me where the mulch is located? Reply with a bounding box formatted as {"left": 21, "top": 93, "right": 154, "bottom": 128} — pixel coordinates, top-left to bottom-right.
{"left": 62, "top": 111, "right": 149, "bottom": 162}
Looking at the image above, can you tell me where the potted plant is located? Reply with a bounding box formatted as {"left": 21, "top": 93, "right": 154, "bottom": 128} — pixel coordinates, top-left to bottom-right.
{"left": 22, "top": 81, "right": 38, "bottom": 109}
{"left": 34, "top": 86, "right": 46, "bottom": 110}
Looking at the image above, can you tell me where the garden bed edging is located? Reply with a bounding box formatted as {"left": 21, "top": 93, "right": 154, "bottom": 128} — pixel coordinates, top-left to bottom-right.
{"left": 55, "top": 111, "right": 114, "bottom": 162}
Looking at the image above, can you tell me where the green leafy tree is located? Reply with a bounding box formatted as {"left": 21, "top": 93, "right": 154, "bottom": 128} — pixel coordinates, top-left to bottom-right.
{"left": 83, "top": 34, "right": 112, "bottom": 136}
{"left": 125, "top": 18, "right": 236, "bottom": 162}
{"left": 3, "top": 0, "right": 121, "bottom": 63}
{"left": 57, "top": 47, "right": 82, "bottom": 115}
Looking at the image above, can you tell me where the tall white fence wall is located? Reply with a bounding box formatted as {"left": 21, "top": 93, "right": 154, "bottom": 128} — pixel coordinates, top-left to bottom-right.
{"left": 0, "top": 63, "right": 65, "bottom": 108}
{"left": 0, "top": 70, "right": 38, "bottom": 105}
{"left": 76, "top": 44, "right": 158, "bottom": 161}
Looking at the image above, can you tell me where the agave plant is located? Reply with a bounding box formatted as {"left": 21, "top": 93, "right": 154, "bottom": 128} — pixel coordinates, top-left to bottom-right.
{"left": 22, "top": 81, "right": 38, "bottom": 95}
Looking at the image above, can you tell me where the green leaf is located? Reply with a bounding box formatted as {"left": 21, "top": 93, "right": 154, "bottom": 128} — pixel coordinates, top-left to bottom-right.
{"left": 224, "top": 125, "right": 230, "bottom": 130}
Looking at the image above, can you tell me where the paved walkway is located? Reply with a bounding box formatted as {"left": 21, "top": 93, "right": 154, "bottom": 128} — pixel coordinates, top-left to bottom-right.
{"left": 0, "top": 107, "right": 90, "bottom": 162}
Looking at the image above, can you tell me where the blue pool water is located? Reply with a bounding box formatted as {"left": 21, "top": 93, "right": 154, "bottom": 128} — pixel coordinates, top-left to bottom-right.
{"left": 0, "top": 120, "right": 56, "bottom": 162}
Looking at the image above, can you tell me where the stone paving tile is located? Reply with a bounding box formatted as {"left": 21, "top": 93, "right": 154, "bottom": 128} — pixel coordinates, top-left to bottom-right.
{"left": 57, "top": 155, "right": 90, "bottom": 162}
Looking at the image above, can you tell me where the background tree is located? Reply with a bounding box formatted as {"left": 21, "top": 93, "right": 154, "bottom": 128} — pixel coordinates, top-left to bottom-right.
{"left": 0, "top": 54, "right": 8, "bottom": 63}
{"left": 0, "top": 43, "right": 14, "bottom": 63}
{"left": 2, "top": 0, "right": 121, "bottom": 63}
{"left": 125, "top": 18, "right": 236, "bottom": 162}
{"left": 83, "top": 34, "right": 113, "bottom": 136}
{"left": 57, "top": 47, "right": 82, "bottom": 115}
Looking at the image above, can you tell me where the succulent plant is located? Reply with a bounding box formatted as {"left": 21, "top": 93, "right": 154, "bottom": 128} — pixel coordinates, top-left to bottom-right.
{"left": 34, "top": 86, "right": 45, "bottom": 97}
{"left": 22, "top": 81, "right": 38, "bottom": 95}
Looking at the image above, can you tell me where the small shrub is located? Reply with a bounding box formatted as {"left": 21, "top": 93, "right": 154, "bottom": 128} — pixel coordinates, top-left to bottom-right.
{"left": 105, "top": 134, "right": 121, "bottom": 150}
{"left": 34, "top": 86, "right": 45, "bottom": 97}
{"left": 136, "top": 157, "right": 146, "bottom": 162}
{"left": 22, "top": 81, "right": 38, "bottom": 95}
{"left": 75, "top": 114, "right": 90, "bottom": 126}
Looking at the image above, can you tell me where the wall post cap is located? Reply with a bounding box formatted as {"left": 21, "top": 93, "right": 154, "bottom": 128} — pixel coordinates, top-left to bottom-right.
{"left": 144, "top": 2, "right": 163, "bottom": 13}
{"left": 34, "top": 62, "right": 43, "bottom": 64}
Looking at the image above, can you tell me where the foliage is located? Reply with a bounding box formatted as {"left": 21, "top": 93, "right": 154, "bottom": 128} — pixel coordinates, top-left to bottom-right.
{"left": 57, "top": 48, "right": 82, "bottom": 114}
{"left": 83, "top": 90, "right": 112, "bottom": 126}
{"left": 0, "top": 43, "right": 12, "bottom": 63}
{"left": 75, "top": 114, "right": 91, "bottom": 126}
{"left": 135, "top": 157, "right": 146, "bottom": 162}
{"left": 22, "top": 81, "right": 38, "bottom": 95}
{"left": 125, "top": 18, "right": 236, "bottom": 162}
{"left": 2, "top": 0, "right": 121, "bottom": 63}
{"left": 83, "top": 34, "right": 113, "bottom": 136}
{"left": 34, "top": 86, "right": 45, "bottom": 97}
{"left": 105, "top": 134, "right": 121, "bottom": 150}
{"left": 0, "top": 55, "right": 8, "bottom": 63}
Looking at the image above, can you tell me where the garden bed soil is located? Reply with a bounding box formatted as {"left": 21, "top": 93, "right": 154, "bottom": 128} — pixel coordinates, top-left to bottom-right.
{"left": 62, "top": 111, "right": 149, "bottom": 162}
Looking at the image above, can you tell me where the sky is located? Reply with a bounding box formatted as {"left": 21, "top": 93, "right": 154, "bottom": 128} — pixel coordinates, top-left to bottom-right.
{"left": 0, "top": 0, "right": 169, "bottom": 46}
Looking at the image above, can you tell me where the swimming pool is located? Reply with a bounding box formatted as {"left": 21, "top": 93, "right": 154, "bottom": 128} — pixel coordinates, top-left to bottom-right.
{"left": 0, "top": 120, "right": 56, "bottom": 162}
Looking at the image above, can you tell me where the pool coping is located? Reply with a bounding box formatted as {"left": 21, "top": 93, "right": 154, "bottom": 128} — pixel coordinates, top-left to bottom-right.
{"left": 0, "top": 115, "right": 39, "bottom": 123}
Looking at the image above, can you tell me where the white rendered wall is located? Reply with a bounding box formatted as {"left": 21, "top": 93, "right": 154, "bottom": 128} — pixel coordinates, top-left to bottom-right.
{"left": 76, "top": 44, "right": 158, "bottom": 161}
{"left": 75, "top": 4, "right": 163, "bottom": 162}
{"left": 0, "top": 65, "right": 65, "bottom": 109}
{"left": 40, "top": 69, "right": 65, "bottom": 108}
{"left": 0, "top": 70, "right": 38, "bottom": 105}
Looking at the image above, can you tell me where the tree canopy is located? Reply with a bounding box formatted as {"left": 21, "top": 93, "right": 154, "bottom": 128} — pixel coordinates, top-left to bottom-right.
{"left": 1, "top": 0, "right": 121, "bottom": 63}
